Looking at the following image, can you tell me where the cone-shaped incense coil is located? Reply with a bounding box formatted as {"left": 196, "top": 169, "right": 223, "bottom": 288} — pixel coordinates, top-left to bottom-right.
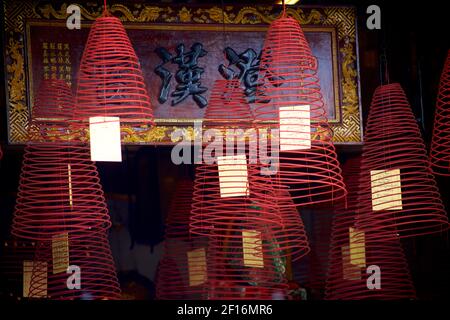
{"left": 156, "top": 179, "right": 208, "bottom": 300}
{"left": 355, "top": 83, "right": 448, "bottom": 238}
{"left": 74, "top": 13, "right": 154, "bottom": 126}
{"left": 430, "top": 50, "right": 450, "bottom": 176}
{"left": 253, "top": 15, "right": 346, "bottom": 207}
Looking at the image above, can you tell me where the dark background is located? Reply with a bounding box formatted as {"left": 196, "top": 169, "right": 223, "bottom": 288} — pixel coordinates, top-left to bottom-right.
{"left": 0, "top": 0, "right": 449, "bottom": 299}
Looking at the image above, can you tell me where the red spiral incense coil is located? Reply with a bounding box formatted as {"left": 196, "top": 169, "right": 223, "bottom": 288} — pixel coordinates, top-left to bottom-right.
{"left": 324, "top": 157, "right": 363, "bottom": 298}
{"left": 190, "top": 163, "right": 285, "bottom": 237}
{"left": 325, "top": 157, "right": 416, "bottom": 299}
{"left": 12, "top": 144, "right": 111, "bottom": 241}
{"left": 325, "top": 234, "right": 416, "bottom": 300}
{"left": 32, "top": 80, "right": 75, "bottom": 121}
{"left": 202, "top": 184, "right": 294, "bottom": 300}
{"left": 73, "top": 11, "right": 154, "bottom": 127}
{"left": 325, "top": 157, "right": 362, "bottom": 299}
{"left": 355, "top": 83, "right": 448, "bottom": 238}
{"left": 10, "top": 78, "right": 119, "bottom": 299}
{"left": 203, "top": 79, "right": 254, "bottom": 126}
{"left": 267, "top": 187, "right": 310, "bottom": 262}
{"left": 190, "top": 79, "right": 284, "bottom": 238}
{"left": 156, "top": 179, "right": 208, "bottom": 300}
{"left": 430, "top": 50, "right": 450, "bottom": 176}
{"left": 11, "top": 80, "right": 112, "bottom": 241}
{"left": 28, "top": 79, "right": 75, "bottom": 142}
{"left": 190, "top": 80, "right": 291, "bottom": 299}
{"left": 27, "top": 230, "right": 121, "bottom": 300}
{"left": 205, "top": 235, "right": 289, "bottom": 300}
{"left": 206, "top": 230, "right": 290, "bottom": 300}
{"left": 253, "top": 14, "right": 346, "bottom": 207}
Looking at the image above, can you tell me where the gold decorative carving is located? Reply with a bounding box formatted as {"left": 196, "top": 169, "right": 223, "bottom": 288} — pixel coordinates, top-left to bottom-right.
{"left": 39, "top": 3, "right": 167, "bottom": 22}
{"left": 122, "top": 126, "right": 167, "bottom": 143}
{"left": 6, "top": 36, "right": 28, "bottom": 143}
{"left": 178, "top": 7, "right": 192, "bottom": 23}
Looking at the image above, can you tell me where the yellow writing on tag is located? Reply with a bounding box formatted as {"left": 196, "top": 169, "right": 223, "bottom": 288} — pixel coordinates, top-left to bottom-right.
{"left": 370, "top": 169, "right": 403, "bottom": 211}
{"left": 52, "top": 232, "right": 69, "bottom": 274}
{"left": 349, "top": 227, "right": 366, "bottom": 268}
{"left": 279, "top": 105, "right": 311, "bottom": 151}
{"left": 187, "top": 247, "right": 207, "bottom": 287}
{"left": 68, "top": 164, "right": 73, "bottom": 208}
{"left": 341, "top": 246, "right": 361, "bottom": 281}
{"left": 242, "top": 230, "right": 264, "bottom": 268}
{"left": 23, "top": 260, "right": 47, "bottom": 298}
{"left": 217, "top": 154, "right": 249, "bottom": 198}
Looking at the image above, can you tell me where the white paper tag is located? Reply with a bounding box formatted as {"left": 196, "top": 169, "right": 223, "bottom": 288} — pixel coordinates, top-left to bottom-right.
{"left": 217, "top": 154, "right": 249, "bottom": 198}
{"left": 279, "top": 105, "right": 311, "bottom": 151}
{"left": 89, "top": 116, "right": 122, "bottom": 162}
{"left": 370, "top": 169, "right": 403, "bottom": 211}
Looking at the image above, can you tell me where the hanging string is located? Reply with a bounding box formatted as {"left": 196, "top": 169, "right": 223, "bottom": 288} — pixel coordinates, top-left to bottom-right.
{"left": 417, "top": 57, "right": 426, "bottom": 131}
{"left": 384, "top": 53, "right": 390, "bottom": 84}
{"left": 379, "top": 48, "right": 390, "bottom": 85}
{"left": 221, "top": 0, "right": 226, "bottom": 44}
{"left": 220, "top": 0, "right": 228, "bottom": 65}
{"left": 379, "top": 13, "right": 390, "bottom": 85}
{"left": 282, "top": 0, "right": 286, "bottom": 17}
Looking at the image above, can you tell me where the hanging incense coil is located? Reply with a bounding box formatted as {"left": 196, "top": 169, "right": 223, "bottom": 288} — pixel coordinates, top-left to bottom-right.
{"left": 156, "top": 179, "right": 208, "bottom": 300}
{"left": 12, "top": 143, "right": 111, "bottom": 241}
{"left": 325, "top": 157, "right": 416, "bottom": 300}
{"left": 326, "top": 157, "right": 363, "bottom": 299}
{"left": 250, "top": 184, "right": 310, "bottom": 262}
{"left": 190, "top": 161, "right": 285, "bottom": 237}
{"left": 253, "top": 14, "right": 346, "bottom": 207}
{"left": 73, "top": 11, "right": 154, "bottom": 129}
{"left": 190, "top": 80, "right": 285, "bottom": 239}
{"left": 12, "top": 80, "right": 111, "bottom": 241}
{"left": 27, "top": 230, "right": 121, "bottom": 300}
{"left": 191, "top": 80, "right": 308, "bottom": 264}
{"left": 430, "top": 50, "right": 450, "bottom": 176}
{"left": 325, "top": 159, "right": 416, "bottom": 299}
{"left": 206, "top": 229, "right": 290, "bottom": 300}
{"left": 28, "top": 79, "right": 75, "bottom": 142}
{"left": 273, "top": 190, "right": 310, "bottom": 262}
{"left": 355, "top": 83, "right": 448, "bottom": 238}
{"left": 203, "top": 79, "right": 254, "bottom": 127}
{"left": 10, "top": 78, "right": 120, "bottom": 299}
{"left": 190, "top": 160, "right": 297, "bottom": 298}
{"left": 190, "top": 80, "right": 291, "bottom": 298}
{"left": 325, "top": 232, "right": 416, "bottom": 299}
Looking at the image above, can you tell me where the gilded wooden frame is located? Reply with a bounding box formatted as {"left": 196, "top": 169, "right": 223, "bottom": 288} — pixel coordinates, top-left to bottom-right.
{"left": 3, "top": 1, "right": 362, "bottom": 145}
